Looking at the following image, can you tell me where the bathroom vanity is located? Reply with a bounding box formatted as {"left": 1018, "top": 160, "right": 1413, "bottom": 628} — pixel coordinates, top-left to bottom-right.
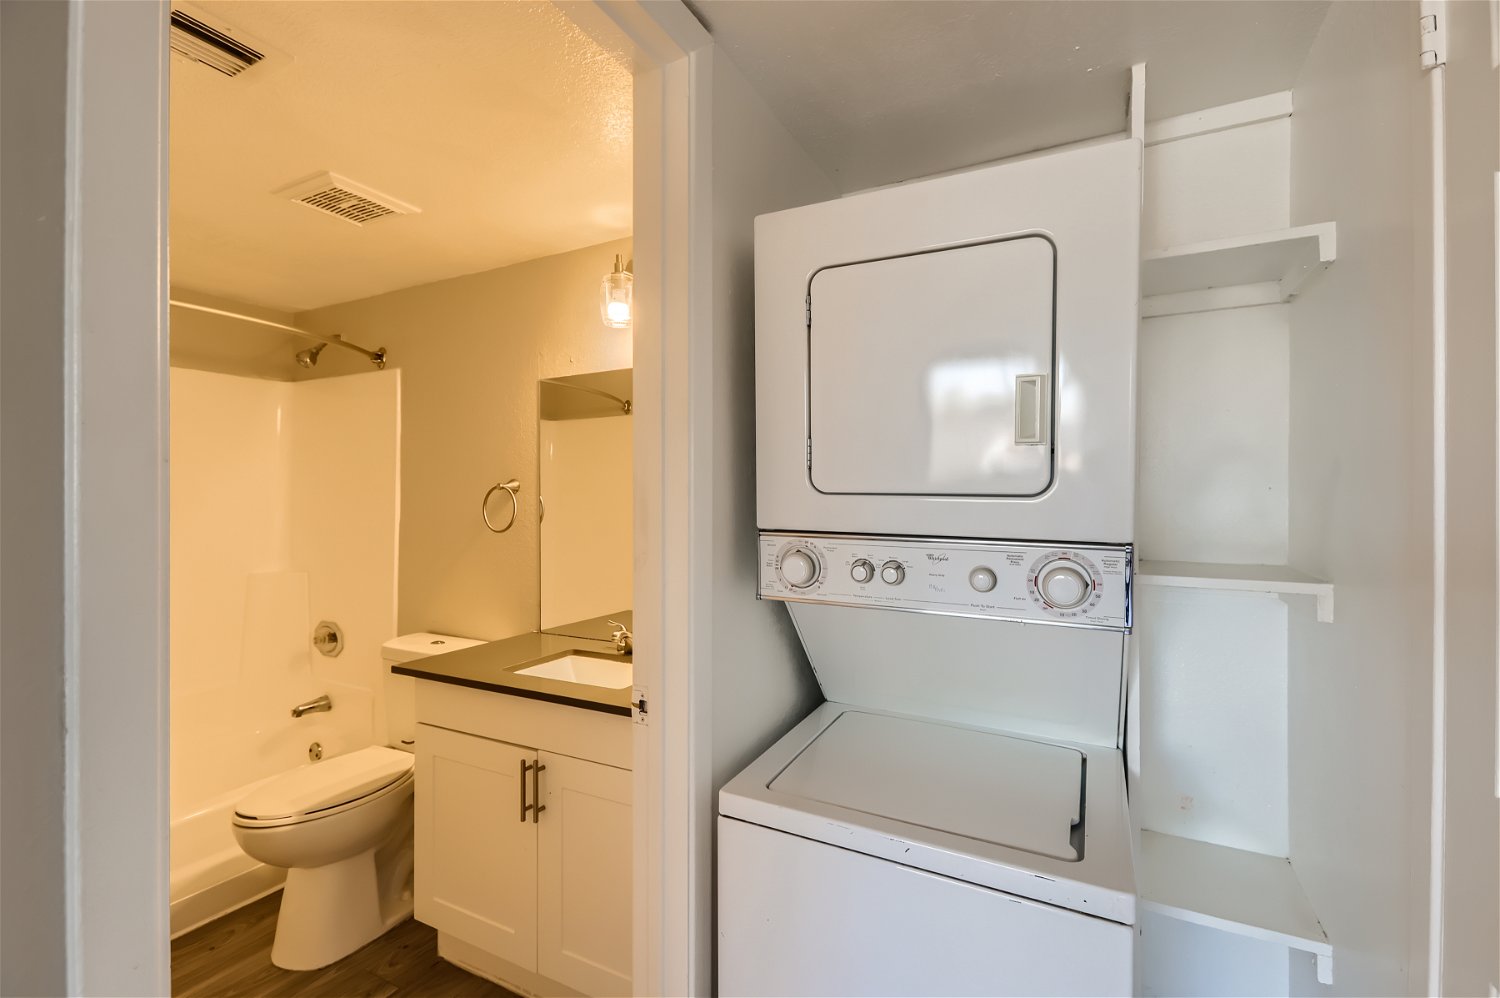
{"left": 396, "top": 635, "right": 633, "bottom": 998}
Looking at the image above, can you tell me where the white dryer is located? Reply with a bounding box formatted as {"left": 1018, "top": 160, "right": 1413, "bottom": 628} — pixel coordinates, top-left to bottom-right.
{"left": 718, "top": 533, "right": 1137, "bottom": 997}
{"left": 755, "top": 139, "right": 1141, "bottom": 544}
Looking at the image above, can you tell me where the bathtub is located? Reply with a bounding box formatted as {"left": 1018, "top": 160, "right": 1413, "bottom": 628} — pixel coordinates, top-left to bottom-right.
{"left": 169, "top": 681, "right": 380, "bottom": 938}
{"left": 170, "top": 775, "right": 286, "bottom": 938}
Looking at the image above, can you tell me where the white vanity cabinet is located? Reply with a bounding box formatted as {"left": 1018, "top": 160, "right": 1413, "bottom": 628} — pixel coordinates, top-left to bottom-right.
{"left": 412, "top": 679, "right": 633, "bottom": 998}
{"left": 536, "top": 751, "right": 632, "bottom": 996}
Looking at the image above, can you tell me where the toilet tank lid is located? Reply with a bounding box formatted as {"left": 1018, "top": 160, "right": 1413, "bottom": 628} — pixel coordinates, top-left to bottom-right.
{"left": 382, "top": 632, "right": 486, "bottom": 663}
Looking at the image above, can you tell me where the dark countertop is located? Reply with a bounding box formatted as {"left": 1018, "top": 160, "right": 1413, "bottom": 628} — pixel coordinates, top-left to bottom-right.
{"left": 393, "top": 629, "right": 633, "bottom": 717}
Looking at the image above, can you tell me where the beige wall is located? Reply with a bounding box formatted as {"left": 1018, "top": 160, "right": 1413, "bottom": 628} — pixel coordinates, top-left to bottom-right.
{"left": 299, "top": 237, "right": 632, "bottom": 640}
{"left": 0, "top": 1, "right": 71, "bottom": 992}
{"left": 1436, "top": 1, "right": 1499, "bottom": 990}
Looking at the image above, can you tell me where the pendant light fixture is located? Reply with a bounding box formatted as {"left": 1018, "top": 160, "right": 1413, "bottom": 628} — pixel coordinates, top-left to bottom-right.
{"left": 600, "top": 254, "right": 633, "bottom": 329}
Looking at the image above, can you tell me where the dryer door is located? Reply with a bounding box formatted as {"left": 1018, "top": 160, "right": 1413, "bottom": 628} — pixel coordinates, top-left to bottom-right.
{"left": 808, "top": 235, "right": 1055, "bottom": 497}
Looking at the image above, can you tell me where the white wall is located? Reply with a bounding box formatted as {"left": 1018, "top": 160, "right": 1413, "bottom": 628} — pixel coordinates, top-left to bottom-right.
{"left": 540, "top": 414, "right": 634, "bottom": 628}
{"left": 299, "top": 239, "right": 632, "bottom": 641}
{"left": 170, "top": 368, "right": 399, "bottom": 820}
{"left": 704, "top": 48, "right": 835, "bottom": 985}
{"left": 1287, "top": 4, "right": 1428, "bottom": 994}
{"left": 1435, "top": 1, "right": 1499, "bottom": 991}
{"left": 0, "top": 1, "right": 71, "bottom": 992}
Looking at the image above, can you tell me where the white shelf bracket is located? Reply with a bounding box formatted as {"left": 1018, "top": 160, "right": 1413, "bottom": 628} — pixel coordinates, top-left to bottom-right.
{"left": 1129, "top": 62, "right": 1146, "bottom": 141}
{"left": 1316, "top": 589, "right": 1335, "bottom": 624}
{"left": 1316, "top": 951, "right": 1334, "bottom": 986}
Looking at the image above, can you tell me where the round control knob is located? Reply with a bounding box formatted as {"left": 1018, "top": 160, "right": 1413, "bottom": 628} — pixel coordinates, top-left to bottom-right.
{"left": 880, "top": 560, "right": 906, "bottom": 585}
{"left": 780, "top": 548, "right": 820, "bottom": 589}
{"left": 850, "top": 559, "right": 875, "bottom": 584}
{"left": 969, "top": 566, "right": 998, "bottom": 593}
{"left": 1038, "top": 561, "right": 1091, "bottom": 609}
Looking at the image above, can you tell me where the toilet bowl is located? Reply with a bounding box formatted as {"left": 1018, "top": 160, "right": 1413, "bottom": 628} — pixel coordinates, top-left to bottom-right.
{"left": 232, "top": 745, "right": 415, "bottom": 970}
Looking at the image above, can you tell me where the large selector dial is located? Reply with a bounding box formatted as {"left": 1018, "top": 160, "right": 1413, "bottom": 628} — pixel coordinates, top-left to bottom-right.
{"left": 778, "top": 545, "right": 821, "bottom": 589}
{"left": 1036, "top": 559, "right": 1092, "bottom": 609}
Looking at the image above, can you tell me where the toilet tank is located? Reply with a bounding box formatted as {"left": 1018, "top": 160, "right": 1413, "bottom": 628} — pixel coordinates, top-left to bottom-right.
{"left": 382, "top": 632, "right": 486, "bottom": 750}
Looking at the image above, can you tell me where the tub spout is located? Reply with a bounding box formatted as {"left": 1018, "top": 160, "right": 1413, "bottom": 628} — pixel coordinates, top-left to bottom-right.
{"left": 291, "top": 694, "right": 333, "bottom": 718}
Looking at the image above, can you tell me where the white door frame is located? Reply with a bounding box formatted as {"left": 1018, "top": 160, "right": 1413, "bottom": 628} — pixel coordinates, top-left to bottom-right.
{"left": 62, "top": 2, "right": 171, "bottom": 994}
{"left": 560, "top": 4, "right": 715, "bottom": 994}
{"left": 60, "top": 0, "right": 710, "bottom": 994}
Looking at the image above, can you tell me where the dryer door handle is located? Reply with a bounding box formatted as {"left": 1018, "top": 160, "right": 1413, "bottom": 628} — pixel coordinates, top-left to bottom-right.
{"left": 1015, "top": 374, "right": 1049, "bottom": 445}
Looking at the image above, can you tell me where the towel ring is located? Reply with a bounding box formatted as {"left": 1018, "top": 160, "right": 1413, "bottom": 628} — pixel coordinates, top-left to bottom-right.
{"left": 482, "top": 480, "right": 521, "bottom": 533}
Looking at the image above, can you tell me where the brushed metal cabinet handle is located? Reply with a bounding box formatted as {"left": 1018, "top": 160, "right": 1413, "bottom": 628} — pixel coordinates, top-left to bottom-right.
{"left": 532, "top": 762, "right": 546, "bottom": 823}
{"left": 520, "top": 758, "right": 531, "bottom": 823}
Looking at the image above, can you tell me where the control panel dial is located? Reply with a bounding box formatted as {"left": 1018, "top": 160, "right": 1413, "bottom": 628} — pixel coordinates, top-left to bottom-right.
{"left": 968, "top": 566, "right": 998, "bottom": 593}
{"left": 778, "top": 546, "right": 821, "bottom": 589}
{"left": 850, "top": 559, "right": 875, "bottom": 584}
{"left": 1038, "top": 562, "right": 1091, "bottom": 608}
{"left": 880, "top": 560, "right": 906, "bottom": 585}
{"left": 1026, "top": 551, "right": 1103, "bottom": 617}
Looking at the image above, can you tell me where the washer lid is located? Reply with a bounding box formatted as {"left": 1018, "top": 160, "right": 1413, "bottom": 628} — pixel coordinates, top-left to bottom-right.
{"left": 235, "top": 746, "right": 413, "bottom": 821}
{"left": 768, "top": 710, "right": 1083, "bottom": 861}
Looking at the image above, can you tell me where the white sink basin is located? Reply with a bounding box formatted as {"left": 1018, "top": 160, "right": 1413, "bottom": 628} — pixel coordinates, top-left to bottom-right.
{"left": 516, "top": 654, "right": 632, "bottom": 690}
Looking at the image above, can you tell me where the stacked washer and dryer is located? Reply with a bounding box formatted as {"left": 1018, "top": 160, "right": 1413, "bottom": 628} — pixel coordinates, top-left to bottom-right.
{"left": 718, "top": 140, "right": 1144, "bottom": 996}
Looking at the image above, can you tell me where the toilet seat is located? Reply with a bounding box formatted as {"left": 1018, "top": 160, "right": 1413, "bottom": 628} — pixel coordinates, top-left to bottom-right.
{"left": 233, "top": 746, "right": 414, "bottom": 829}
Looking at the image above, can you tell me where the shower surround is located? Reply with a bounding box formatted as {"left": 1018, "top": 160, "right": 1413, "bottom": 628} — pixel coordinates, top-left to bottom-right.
{"left": 168, "top": 367, "right": 399, "bottom": 936}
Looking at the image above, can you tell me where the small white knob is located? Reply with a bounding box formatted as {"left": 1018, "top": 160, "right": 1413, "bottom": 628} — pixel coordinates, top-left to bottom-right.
{"left": 881, "top": 561, "right": 905, "bottom": 585}
{"left": 850, "top": 559, "right": 875, "bottom": 584}
{"left": 781, "top": 548, "right": 819, "bottom": 589}
{"left": 969, "top": 566, "right": 997, "bottom": 593}
{"left": 1039, "top": 562, "right": 1091, "bottom": 609}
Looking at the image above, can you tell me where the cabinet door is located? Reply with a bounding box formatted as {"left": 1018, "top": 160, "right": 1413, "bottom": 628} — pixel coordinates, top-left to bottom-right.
{"left": 415, "top": 723, "right": 538, "bottom": 971}
{"left": 537, "top": 752, "right": 632, "bottom": 996}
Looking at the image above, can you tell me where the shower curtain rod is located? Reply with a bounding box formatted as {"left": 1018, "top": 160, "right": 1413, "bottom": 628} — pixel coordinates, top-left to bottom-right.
{"left": 553, "top": 381, "right": 632, "bottom": 414}
{"left": 169, "top": 299, "right": 388, "bottom": 368}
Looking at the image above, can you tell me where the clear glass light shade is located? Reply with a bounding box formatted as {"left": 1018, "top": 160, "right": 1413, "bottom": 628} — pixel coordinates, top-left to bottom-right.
{"left": 601, "top": 255, "right": 633, "bottom": 329}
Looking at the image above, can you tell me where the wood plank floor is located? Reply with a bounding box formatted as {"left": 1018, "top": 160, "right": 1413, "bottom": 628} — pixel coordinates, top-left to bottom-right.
{"left": 172, "top": 892, "right": 520, "bottom": 998}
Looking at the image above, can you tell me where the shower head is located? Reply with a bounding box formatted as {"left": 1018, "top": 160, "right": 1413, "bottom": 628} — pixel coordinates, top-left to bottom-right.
{"left": 295, "top": 343, "right": 326, "bottom": 368}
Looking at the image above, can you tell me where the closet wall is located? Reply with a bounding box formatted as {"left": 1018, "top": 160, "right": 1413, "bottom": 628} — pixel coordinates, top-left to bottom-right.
{"left": 1287, "top": 3, "right": 1429, "bottom": 994}
{"left": 1136, "top": 3, "right": 1432, "bottom": 995}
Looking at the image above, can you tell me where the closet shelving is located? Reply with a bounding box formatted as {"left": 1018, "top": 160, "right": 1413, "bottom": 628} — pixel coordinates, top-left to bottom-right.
{"left": 1135, "top": 560, "right": 1335, "bottom": 623}
{"left": 1138, "top": 830, "right": 1333, "bottom": 985}
{"left": 1140, "top": 222, "right": 1337, "bottom": 318}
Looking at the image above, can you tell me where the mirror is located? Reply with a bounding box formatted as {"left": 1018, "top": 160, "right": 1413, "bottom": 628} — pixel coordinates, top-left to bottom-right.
{"left": 538, "top": 369, "right": 633, "bottom": 641}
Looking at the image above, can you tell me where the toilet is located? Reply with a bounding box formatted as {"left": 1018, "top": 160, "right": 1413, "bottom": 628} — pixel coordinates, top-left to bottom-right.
{"left": 231, "top": 632, "right": 484, "bottom": 971}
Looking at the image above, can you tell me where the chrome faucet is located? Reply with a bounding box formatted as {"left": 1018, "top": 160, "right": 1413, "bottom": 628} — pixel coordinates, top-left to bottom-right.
{"left": 607, "top": 620, "right": 633, "bottom": 656}
{"left": 290, "top": 693, "right": 333, "bottom": 718}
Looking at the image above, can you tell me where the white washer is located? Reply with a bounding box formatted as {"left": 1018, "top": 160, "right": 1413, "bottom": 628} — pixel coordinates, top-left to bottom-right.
{"left": 719, "top": 534, "right": 1138, "bottom": 996}
{"left": 719, "top": 704, "right": 1135, "bottom": 998}
{"left": 755, "top": 138, "right": 1141, "bottom": 544}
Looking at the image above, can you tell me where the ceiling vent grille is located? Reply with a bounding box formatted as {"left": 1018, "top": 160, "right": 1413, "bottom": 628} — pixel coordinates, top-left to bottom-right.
{"left": 273, "top": 173, "right": 421, "bottom": 227}
{"left": 169, "top": 9, "right": 265, "bottom": 77}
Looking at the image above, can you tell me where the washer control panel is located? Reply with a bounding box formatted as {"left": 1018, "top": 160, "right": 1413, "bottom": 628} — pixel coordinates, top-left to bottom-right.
{"left": 759, "top": 532, "right": 1131, "bottom": 630}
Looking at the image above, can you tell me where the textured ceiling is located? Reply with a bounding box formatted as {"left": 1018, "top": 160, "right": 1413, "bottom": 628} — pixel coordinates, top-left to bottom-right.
{"left": 170, "top": 1, "right": 632, "bottom": 312}
{"left": 688, "top": 0, "right": 1331, "bottom": 192}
